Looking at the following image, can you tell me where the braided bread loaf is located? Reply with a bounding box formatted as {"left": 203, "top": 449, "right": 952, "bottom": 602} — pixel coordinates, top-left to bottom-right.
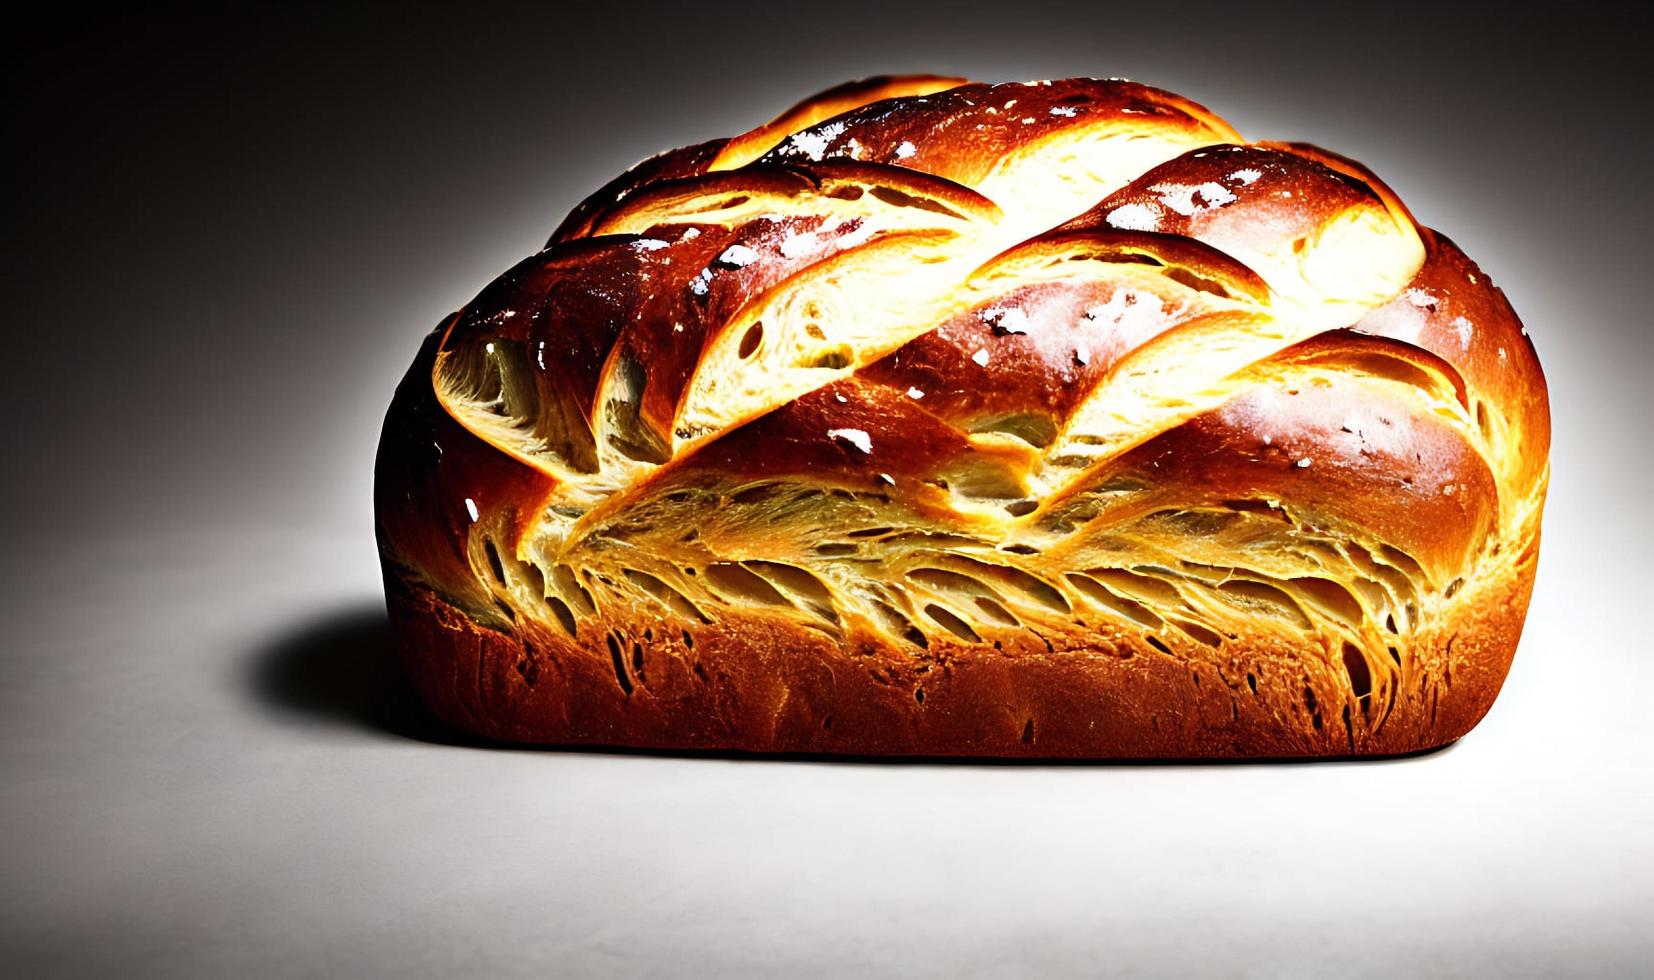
{"left": 374, "top": 75, "right": 1549, "bottom": 757}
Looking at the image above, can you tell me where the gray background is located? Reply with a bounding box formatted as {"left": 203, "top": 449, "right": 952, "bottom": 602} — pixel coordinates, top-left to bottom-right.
{"left": 6, "top": 2, "right": 1651, "bottom": 975}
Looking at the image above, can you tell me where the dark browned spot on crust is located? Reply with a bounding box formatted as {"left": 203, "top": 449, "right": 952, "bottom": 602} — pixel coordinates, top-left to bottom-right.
{"left": 738, "top": 321, "right": 764, "bottom": 359}
{"left": 1342, "top": 641, "right": 1372, "bottom": 709}
{"left": 484, "top": 540, "right": 506, "bottom": 584}
{"left": 606, "top": 633, "right": 633, "bottom": 695}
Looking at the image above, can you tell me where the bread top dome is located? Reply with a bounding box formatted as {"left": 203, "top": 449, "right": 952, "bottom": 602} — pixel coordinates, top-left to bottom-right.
{"left": 376, "top": 75, "right": 1549, "bottom": 675}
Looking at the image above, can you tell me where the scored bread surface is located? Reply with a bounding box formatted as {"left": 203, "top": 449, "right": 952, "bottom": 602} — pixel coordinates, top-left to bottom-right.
{"left": 374, "top": 76, "right": 1550, "bottom": 757}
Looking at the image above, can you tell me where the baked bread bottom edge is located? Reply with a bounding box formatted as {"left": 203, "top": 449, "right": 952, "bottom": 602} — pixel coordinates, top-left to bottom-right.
{"left": 378, "top": 533, "right": 1538, "bottom": 759}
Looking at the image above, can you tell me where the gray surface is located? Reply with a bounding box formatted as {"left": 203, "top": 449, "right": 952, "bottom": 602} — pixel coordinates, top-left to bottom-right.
{"left": 6, "top": 3, "right": 1652, "bottom": 976}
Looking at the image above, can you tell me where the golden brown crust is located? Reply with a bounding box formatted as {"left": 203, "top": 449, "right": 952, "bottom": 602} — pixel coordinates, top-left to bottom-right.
{"left": 383, "top": 521, "right": 1538, "bottom": 757}
{"left": 374, "top": 76, "right": 1550, "bottom": 757}
{"left": 707, "top": 74, "right": 971, "bottom": 173}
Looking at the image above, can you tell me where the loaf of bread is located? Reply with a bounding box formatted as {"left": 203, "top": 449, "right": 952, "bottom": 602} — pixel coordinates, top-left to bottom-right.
{"left": 374, "top": 75, "right": 1549, "bottom": 757}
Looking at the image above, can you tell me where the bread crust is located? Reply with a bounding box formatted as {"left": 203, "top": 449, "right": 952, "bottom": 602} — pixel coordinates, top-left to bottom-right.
{"left": 375, "top": 76, "right": 1549, "bottom": 758}
{"left": 381, "top": 520, "right": 1537, "bottom": 757}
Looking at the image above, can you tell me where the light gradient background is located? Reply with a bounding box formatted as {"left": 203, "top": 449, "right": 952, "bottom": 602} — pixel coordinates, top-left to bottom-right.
{"left": 6, "top": 2, "right": 1651, "bottom": 976}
